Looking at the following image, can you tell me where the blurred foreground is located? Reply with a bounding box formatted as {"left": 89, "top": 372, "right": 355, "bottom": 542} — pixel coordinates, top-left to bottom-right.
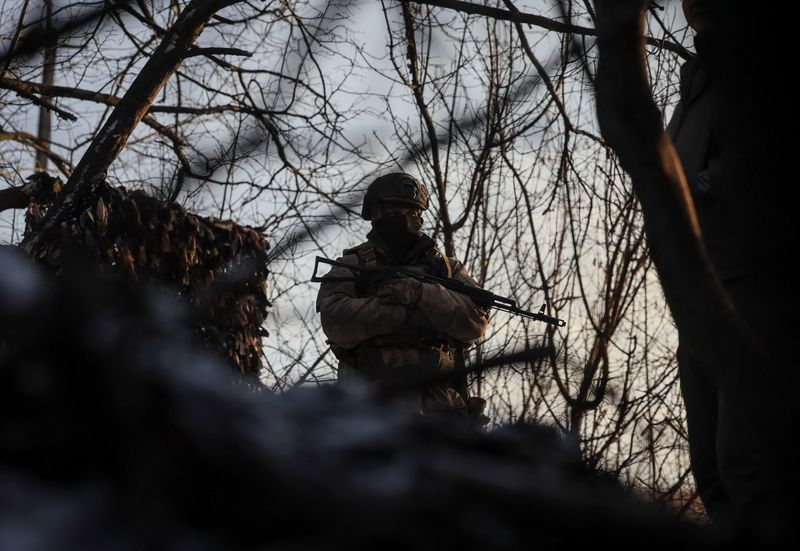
{"left": 0, "top": 248, "right": 722, "bottom": 550}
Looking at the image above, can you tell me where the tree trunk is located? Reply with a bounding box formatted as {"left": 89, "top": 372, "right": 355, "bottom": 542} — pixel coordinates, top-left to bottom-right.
{"left": 35, "top": 0, "right": 55, "bottom": 173}
{"left": 592, "top": 1, "right": 764, "bottom": 372}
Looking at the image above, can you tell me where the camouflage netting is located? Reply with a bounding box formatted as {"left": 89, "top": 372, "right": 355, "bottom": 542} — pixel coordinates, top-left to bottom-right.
{"left": 20, "top": 174, "right": 270, "bottom": 379}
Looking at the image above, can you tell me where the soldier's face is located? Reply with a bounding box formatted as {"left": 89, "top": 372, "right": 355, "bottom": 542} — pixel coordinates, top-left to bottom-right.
{"left": 372, "top": 202, "right": 424, "bottom": 237}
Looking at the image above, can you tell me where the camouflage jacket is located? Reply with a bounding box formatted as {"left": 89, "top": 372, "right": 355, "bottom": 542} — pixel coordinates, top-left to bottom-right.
{"left": 315, "top": 232, "right": 488, "bottom": 353}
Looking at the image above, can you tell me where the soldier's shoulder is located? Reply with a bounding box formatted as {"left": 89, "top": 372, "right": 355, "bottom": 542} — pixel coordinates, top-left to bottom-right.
{"left": 427, "top": 245, "right": 463, "bottom": 272}
{"left": 342, "top": 240, "right": 372, "bottom": 257}
{"left": 340, "top": 241, "right": 376, "bottom": 266}
{"left": 421, "top": 245, "right": 466, "bottom": 279}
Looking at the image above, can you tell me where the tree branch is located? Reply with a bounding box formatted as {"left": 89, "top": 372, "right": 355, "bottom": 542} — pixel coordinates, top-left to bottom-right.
{"left": 0, "top": 0, "right": 138, "bottom": 64}
{"left": 0, "top": 79, "right": 77, "bottom": 121}
{"left": 0, "top": 130, "right": 73, "bottom": 176}
{"left": 0, "top": 76, "right": 272, "bottom": 120}
{"left": 408, "top": 0, "right": 692, "bottom": 60}
{"left": 186, "top": 46, "right": 252, "bottom": 58}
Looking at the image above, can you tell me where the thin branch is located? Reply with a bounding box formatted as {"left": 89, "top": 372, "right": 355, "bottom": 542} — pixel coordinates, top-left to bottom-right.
{"left": 0, "top": 131, "right": 73, "bottom": 176}
{"left": 1, "top": 80, "right": 77, "bottom": 121}
{"left": 0, "top": 0, "right": 31, "bottom": 76}
{"left": 407, "top": 0, "right": 691, "bottom": 59}
{"left": 0, "top": 0, "right": 138, "bottom": 64}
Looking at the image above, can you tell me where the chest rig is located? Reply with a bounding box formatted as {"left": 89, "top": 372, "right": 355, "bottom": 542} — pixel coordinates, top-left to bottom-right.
{"left": 343, "top": 241, "right": 453, "bottom": 298}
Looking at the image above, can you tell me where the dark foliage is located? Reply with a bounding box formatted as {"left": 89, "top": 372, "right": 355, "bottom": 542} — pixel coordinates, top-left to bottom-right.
{"left": 0, "top": 249, "right": 723, "bottom": 550}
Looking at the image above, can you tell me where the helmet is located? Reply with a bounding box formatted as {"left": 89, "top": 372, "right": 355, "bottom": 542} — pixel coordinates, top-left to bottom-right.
{"left": 361, "top": 172, "right": 429, "bottom": 221}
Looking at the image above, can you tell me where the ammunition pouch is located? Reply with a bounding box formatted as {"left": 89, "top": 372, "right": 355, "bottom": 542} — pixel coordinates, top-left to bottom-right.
{"left": 331, "top": 336, "right": 455, "bottom": 385}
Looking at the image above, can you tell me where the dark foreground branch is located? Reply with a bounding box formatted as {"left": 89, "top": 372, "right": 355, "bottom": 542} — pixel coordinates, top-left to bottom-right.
{"left": 0, "top": 249, "right": 721, "bottom": 550}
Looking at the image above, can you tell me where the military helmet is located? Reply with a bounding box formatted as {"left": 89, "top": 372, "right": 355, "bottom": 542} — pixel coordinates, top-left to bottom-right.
{"left": 361, "top": 172, "right": 429, "bottom": 221}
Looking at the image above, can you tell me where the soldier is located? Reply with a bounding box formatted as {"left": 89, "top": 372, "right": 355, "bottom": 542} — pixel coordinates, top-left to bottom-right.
{"left": 315, "top": 172, "right": 489, "bottom": 418}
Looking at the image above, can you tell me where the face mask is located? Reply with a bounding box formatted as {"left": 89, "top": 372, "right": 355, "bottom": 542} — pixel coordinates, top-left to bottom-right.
{"left": 372, "top": 213, "right": 422, "bottom": 257}
{"left": 372, "top": 212, "right": 422, "bottom": 236}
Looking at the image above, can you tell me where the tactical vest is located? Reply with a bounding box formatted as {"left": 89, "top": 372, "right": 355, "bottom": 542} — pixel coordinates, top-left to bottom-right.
{"left": 335, "top": 241, "right": 482, "bottom": 419}
{"left": 332, "top": 239, "right": 458, "bottom": 357}
{"left": 342, "top": 240, "right": 453, "bottom": 299}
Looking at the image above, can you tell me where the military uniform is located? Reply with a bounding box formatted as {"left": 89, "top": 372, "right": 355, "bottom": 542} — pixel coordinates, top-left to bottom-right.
{"left": 316, "top": 229, "right": 488, "bottom": 416}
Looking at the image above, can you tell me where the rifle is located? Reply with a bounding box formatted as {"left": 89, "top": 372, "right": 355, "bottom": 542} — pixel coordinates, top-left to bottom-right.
{"left": 311, "top": 256, "right": 565, "bottom": 327}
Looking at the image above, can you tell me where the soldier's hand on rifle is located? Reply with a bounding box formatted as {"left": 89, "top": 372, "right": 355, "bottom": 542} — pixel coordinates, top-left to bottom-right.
{"left": 375, "top": 279, "right": 423, "bottom": 306}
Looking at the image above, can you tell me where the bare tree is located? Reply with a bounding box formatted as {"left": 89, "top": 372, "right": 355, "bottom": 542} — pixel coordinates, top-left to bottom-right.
{"left": 1, "top": 0, "right": 715, "bottom": 517}
{"left": 360, "top": 0, "right": 698, "bottom": 513}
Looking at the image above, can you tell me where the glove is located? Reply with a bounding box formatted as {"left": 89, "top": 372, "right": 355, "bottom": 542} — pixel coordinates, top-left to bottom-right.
{"left": 375, "top": 278, "right": 424, "bottom": 306}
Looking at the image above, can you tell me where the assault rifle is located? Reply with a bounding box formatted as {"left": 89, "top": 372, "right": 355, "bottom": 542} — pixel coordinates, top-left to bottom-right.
{"left": 311, "top": 256, "right": 565, "bottom": 327}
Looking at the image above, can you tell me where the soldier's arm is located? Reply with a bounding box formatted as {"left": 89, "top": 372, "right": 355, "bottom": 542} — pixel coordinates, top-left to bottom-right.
{"left": 315, "top": 256, "right": 412, "bottom": 350}
{"left": 414, "top": 260, "right": 489, "bottom": 344}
